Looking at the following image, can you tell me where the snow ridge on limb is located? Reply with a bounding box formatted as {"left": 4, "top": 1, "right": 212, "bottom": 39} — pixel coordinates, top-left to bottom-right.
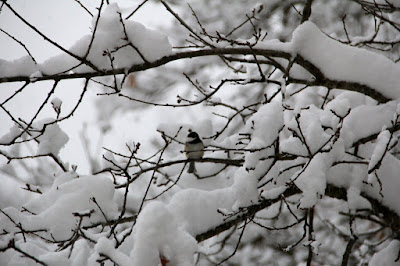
{"left": 1, "top": 20, "right": 398, "bottom": 103}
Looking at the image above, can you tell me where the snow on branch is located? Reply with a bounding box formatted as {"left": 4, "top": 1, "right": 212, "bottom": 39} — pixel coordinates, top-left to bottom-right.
{"left": 0, "top": 2, "right": 172, "bottom": 81}
{"left": 2, "top": 1, "right": 400, "bottom": 265}
{"left": 1, "top": 17, "right": 399, "bottom": 103}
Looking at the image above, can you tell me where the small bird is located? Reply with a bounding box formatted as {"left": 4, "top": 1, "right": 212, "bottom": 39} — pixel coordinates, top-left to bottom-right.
{"left": 185, "top": 131, "right": 204, "bottom": 173}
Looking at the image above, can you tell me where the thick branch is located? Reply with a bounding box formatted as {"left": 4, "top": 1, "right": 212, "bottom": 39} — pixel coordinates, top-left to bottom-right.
{"left": 301, "top": 0, "right": 314, "bottom": 23}
{"left": 195, "top": 185, "right": 302, "bottom": 242}
{"left": 195, "top": 184, "right": 400, "bottom": 242}
{"left": 0, "top": 48, "right": 390, "bottom": 103}
{"left": 352, "top": 123, "right": 400, "bottom": 148}
{"left": 341, "top": 236, "right": 357, "bottom": 266}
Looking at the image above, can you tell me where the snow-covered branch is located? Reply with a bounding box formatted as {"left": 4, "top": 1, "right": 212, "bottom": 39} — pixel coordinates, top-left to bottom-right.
{"left": 2, "top": 0, "right": 400, "bottom": 265}
{"left": 0, "top": 47, "right": 393, "bottom": 103}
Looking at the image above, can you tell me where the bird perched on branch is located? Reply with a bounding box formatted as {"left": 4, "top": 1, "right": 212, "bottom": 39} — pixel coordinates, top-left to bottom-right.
{"left": 185, "top": 131, "right": 204, "bottom": 173}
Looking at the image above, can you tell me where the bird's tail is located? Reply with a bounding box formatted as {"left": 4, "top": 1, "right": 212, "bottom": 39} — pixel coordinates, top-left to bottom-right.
{"left": 188, "top": 161, "right": 196, "bottom": 173}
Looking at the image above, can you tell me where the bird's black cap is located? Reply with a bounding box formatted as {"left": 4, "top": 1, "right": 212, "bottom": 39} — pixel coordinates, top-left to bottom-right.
{"left": 188, "top": 132, "right": 199, "bottom": 138}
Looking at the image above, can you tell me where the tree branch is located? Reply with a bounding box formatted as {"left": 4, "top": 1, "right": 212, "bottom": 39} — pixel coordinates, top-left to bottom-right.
{"left": 195, "top": 184, "right": 400, "bottom": 243}
{"left": 301, "top": 0, "right": 314, "bottom": 23}
{"left": 0, "top": 48, "right": 390, "bottom": 103}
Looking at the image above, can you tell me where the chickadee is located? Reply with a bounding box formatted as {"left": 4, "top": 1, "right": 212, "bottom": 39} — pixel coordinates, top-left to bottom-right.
{"left": 185, "top": 131, "right": 204, "bottom": 173}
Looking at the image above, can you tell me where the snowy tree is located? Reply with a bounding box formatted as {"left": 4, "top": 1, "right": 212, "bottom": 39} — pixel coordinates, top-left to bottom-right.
{"left": 1, "top": 0, "right": 400, "bottom": 265}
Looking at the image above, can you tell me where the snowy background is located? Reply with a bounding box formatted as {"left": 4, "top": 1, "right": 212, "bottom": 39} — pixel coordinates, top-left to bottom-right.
{"left": 1, "top": 0, "right": 400, "bottom": 265}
